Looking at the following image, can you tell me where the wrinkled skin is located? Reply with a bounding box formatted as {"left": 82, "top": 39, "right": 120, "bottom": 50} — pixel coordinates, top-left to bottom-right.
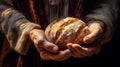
{"left": 29, "top": 29, "right": 72, "bottom": 61}
{"left": 67, "top": 21, "right": 104, "bottom": 58}
{"left": 29, "top": 21, "right": 104, "bottom": 61}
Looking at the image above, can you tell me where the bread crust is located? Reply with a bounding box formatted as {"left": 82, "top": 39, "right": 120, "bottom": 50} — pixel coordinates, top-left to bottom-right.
{"left": 45, "top": 17, "right": 88, "bottom": 49}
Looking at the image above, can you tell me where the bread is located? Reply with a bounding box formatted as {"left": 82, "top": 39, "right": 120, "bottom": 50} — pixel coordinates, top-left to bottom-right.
{"left": 45, "top": 17, "right": 88, "bottom": 49}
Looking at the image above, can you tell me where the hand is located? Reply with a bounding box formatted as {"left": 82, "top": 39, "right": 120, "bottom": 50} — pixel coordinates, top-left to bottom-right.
{"left": 40, "top": 49, "right": 72, "bottom": 61}
{"left": 29, "top": 29, "right": 72, "bottom": 61}
{"left": 83, "top": 21, "right": 104, "bottom": 44}
{"left": 67, "top": 21, "right": 104, "bottom": 58}
{"left": 67, "top": 41, "right": 101, "bottom": 58}
{"left": 29, "top": 29, "right": 59, "bottom": 53}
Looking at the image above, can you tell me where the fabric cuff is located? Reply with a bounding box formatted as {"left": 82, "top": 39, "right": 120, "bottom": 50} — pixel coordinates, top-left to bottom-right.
{"left": 14, "top": 22, "right": 40, "bottom": 55}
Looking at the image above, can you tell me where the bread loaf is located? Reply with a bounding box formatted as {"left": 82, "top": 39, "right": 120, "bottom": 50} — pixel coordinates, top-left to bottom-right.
{"left": 45, "top": 17, "right": 88, "bottom": 49}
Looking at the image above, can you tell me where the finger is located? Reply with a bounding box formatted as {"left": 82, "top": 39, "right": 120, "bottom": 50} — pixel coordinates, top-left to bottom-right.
{"left": 30, "top": 30, "right": 59, "bottom": 53}
{"left": 67, "top": 43, "right": 85, "bottom": 58}
{"left": 33, "top": 33, "right": 59, "bottom": 53}
{"left": 50, "top": 49, "right": 71, "bottom": 61}
{"left": 72, "top": 44, "right": 93, "bottom": 56}
{"left": 40, "top": 40, "right": 59, "bottom": 53}
{"left": 83, "top": 26, "right": 103, "bottom": 44}
{"left": 73, "top": 44, "right": 101, "bottom": 56}
{"left": 40, "top": 49, "right": 72, "bottom": 61}
{"left": 67, "top": 43, "right": 77, "bottom": 54}
{"left": 30, "top": 29, "right": 46, "bottom": 44}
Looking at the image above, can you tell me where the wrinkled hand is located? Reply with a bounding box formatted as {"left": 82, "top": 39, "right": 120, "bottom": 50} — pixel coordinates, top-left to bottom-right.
{"left": 29, "top": 29, "right": 72, "bottom": 61}
{"left": 67, "top": 21, "right": 104, "bottom": 58}
{"left": 83, "top": 21, "right": 104, "bottom": 44}
{"left": 29, "top": 29, "right": 59, "bottom": 53}
{"left": 40, "top": 49, "right": 72, "bottom": 61}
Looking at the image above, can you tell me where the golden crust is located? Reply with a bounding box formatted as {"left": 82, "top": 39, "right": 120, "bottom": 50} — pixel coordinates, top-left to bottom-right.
{"left": 45, "top": 17, "right": 88, "bottom": 49}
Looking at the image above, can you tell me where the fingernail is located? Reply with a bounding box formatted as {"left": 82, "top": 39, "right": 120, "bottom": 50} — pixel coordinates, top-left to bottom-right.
{"left": 83, "top": 37, "right": 91, "bottom": 44}
{"left": 67, "top": 43, "right": 72, "bottom": 47}
{"left": 53, "top": 46, "right": 59, "bottom": 53}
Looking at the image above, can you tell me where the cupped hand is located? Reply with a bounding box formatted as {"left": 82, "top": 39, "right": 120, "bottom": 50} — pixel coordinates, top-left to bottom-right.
{"left": 40, "top": 49, "right": 72, "bottom": 61}
{"left": 67, "top": 41, "right": 101, "bottom": 58}
{"left": 67, "top": 21, "right": 104, "bottom": 58}
{"left": 29, "top": 29, "right": 59, "bottom": 53}
{"left": 29, "top": 29, "right": 72, "bottom": 61}
{"left": 83, "top": 21, "right": 104, "bottom": 44}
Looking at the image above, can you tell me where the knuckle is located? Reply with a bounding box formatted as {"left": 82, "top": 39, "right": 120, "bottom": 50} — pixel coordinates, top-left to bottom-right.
{"left": 40, "top": 52, "right": 49, "bottom": 60}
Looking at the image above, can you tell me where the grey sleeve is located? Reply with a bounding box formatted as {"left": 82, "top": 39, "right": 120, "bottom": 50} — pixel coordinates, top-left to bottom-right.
{"left": 85, "top": 0, "right": 119, "bottom": 44}
{"left": 0, "top": 2, "right": 40, "bottom": 55}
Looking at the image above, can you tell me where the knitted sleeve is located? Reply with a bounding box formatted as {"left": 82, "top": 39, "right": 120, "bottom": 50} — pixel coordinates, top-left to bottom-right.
{"left": 85, "top": 0, "right": 119, "bottom": 45}
{"left": 0, "top": 1, "right": 40, "bottom": 55}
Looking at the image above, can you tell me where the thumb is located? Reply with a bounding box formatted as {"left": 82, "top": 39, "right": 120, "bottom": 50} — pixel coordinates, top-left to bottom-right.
{"left": 83, "top": 24, "right": 103, "bottom": 44}
{"left": 41, "top": 40, "right": 59, "bottom": 53}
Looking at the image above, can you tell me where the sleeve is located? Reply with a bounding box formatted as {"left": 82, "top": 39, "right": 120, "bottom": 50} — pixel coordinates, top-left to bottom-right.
{"left": 0, "top": 1, "right": 41, "bottom": 55}
{"left": 85, "top": 0, "right": 119, "bottom": 45}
